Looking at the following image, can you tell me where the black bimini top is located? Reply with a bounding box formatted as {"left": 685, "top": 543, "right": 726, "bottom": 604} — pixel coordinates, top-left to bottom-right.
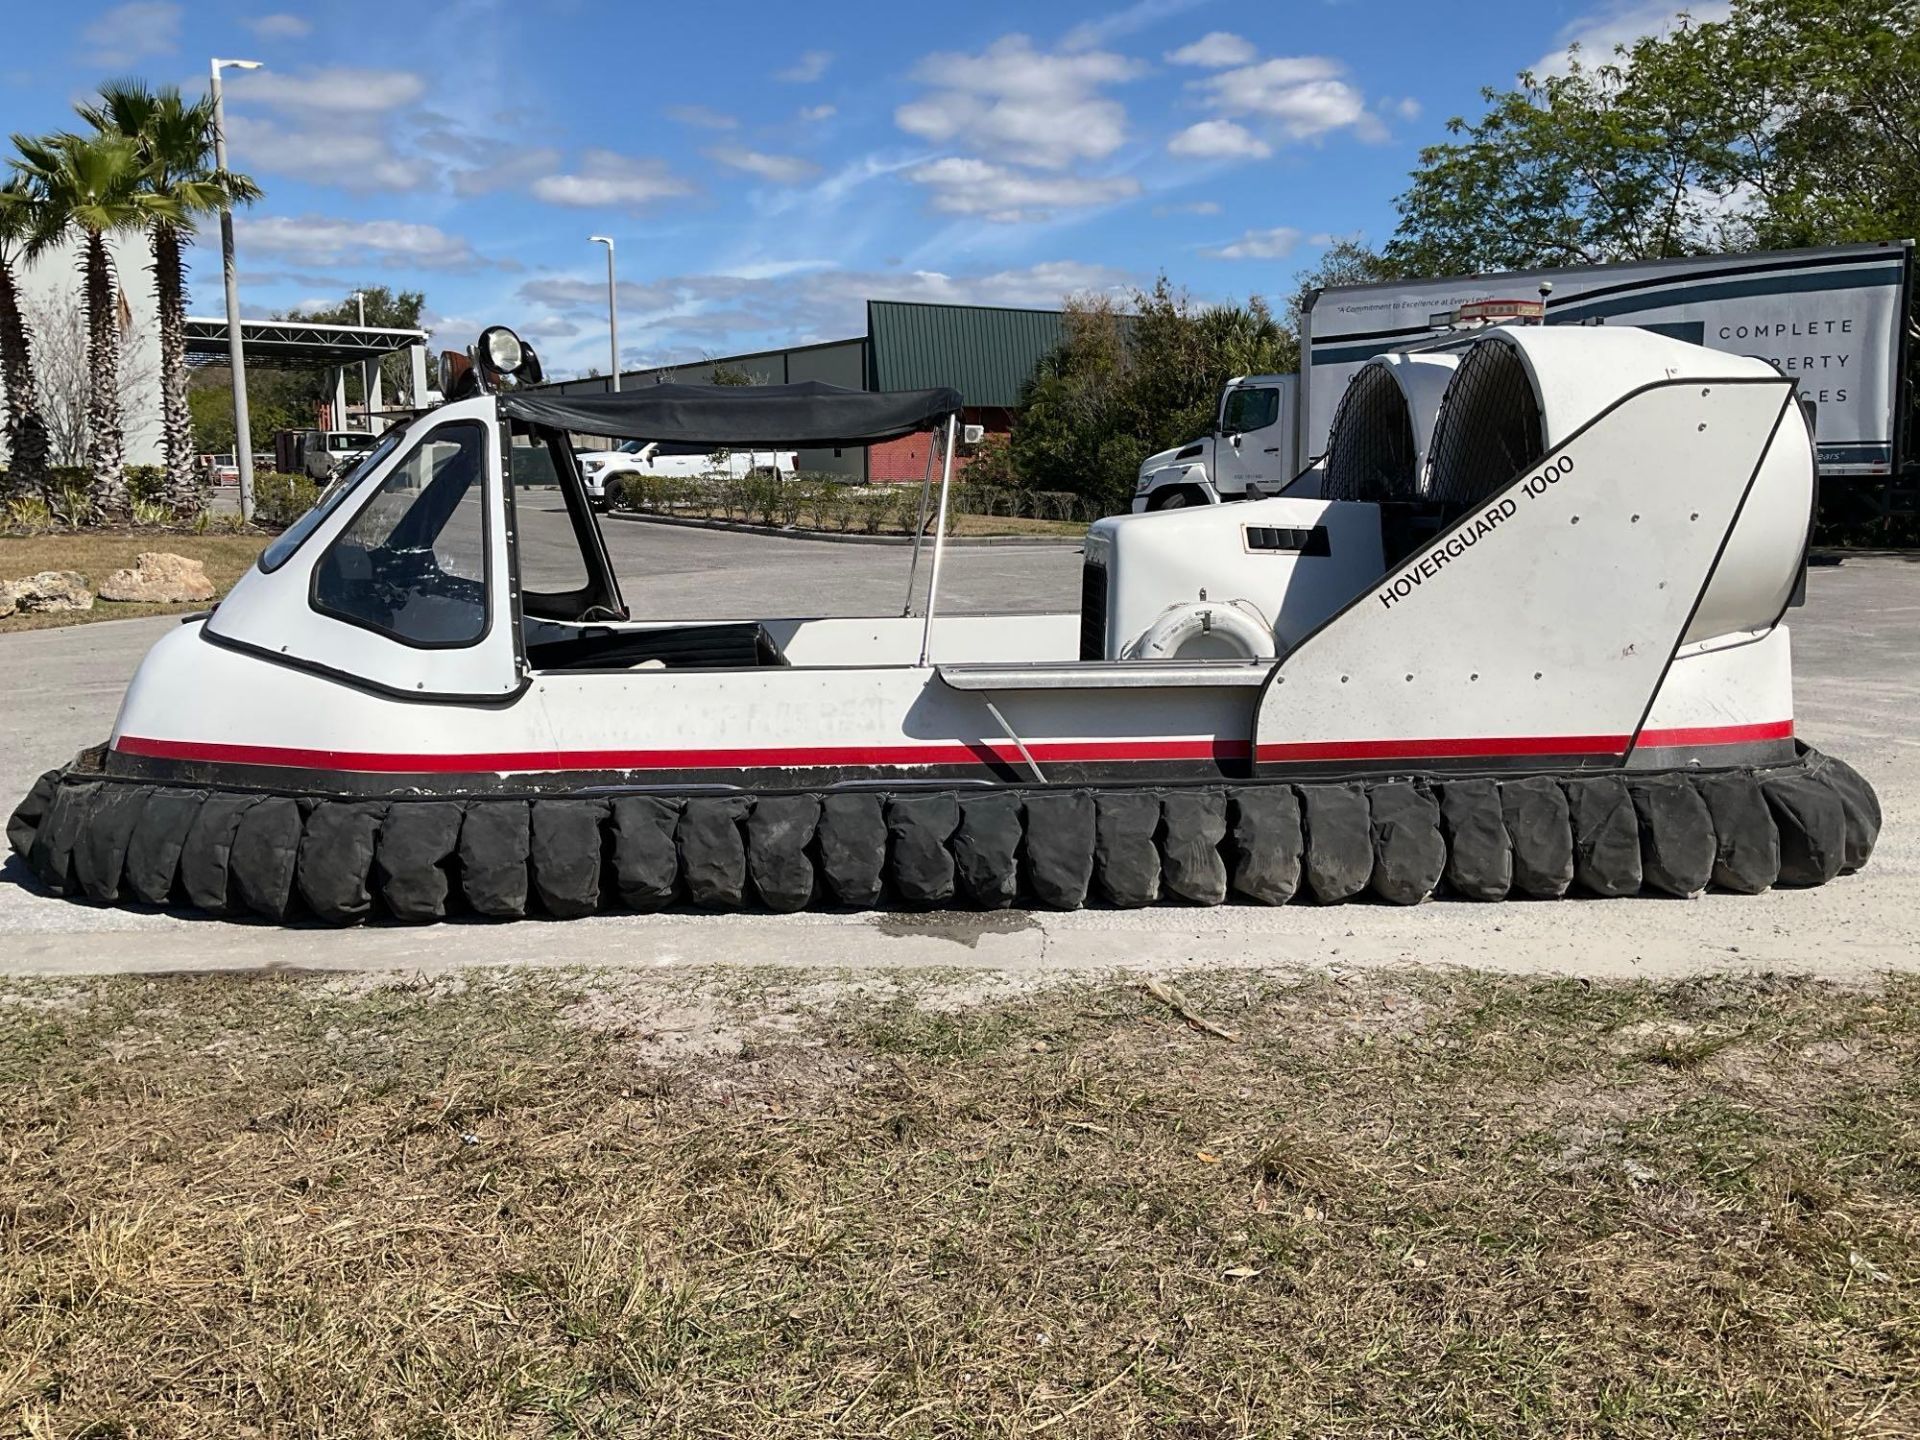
{"left": 499, "top": 379, "right": 963, "bottom": 447}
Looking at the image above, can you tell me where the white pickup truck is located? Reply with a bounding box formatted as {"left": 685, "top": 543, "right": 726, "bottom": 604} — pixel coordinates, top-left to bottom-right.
{"left": 577, "top": 441, "right": 798, "bottom": 510}
{"left": 1131, "top": 374, "right": 1300, "bottom": 512}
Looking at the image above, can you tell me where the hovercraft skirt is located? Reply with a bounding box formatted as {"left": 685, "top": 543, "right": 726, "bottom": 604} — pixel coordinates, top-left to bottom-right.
{"left": 7, "top": 748, "right": 1880, "bottom": 924}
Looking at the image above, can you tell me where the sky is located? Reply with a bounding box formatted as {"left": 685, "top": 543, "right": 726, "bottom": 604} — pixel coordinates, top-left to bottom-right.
{"left": 1, "top": 0, "right": 1724, "bottom": 378}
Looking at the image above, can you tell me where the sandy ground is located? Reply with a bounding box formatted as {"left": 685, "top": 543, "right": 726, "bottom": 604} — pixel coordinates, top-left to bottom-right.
{"left": 1, "top": 533, "right": 1913, "bottom": 981}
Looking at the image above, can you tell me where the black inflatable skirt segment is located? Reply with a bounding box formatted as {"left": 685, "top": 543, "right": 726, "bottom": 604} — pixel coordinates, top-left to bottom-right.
{"left": 5, "top": 746, "right": 1879, "bottom": 926}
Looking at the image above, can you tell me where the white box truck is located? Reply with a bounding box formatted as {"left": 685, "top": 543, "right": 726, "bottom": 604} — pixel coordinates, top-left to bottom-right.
{"left": 1131, "top": 240, "right": 1912, "bottom": 512}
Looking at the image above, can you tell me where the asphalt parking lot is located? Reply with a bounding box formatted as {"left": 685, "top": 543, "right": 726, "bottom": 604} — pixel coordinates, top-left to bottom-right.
{"left": 1, "top": 527, "right": 1913, "bottom": 979}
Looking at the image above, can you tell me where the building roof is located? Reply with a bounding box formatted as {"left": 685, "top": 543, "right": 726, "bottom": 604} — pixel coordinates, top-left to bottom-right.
{"left": 866, "top": 300, "right": 1065, "bottom": 409}
{"left": 184, "top": 316, "right": 429, "bottom": 367}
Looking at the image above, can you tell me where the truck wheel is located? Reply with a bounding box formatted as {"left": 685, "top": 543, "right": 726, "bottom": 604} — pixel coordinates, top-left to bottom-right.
{"left": 1149, "top": 487, "right": 1202, "bottom": 511}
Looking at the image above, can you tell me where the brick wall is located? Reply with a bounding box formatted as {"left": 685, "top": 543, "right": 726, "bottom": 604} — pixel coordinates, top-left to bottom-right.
{"left": 865, "top": 407, "right": 1013, "bottom": 484}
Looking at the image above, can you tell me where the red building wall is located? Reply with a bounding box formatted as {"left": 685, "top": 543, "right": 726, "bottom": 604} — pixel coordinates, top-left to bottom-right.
{"left": 866, "top": 407, "right": 1013, "bottom": 482}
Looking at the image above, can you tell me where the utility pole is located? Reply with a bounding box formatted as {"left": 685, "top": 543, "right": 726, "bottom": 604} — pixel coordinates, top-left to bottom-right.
{"left": 211, "top": 57, "right": 262, "bottom": 520}
{"left": 352, "top": 290, "right": 373, "bottom": 432}
{"left": 590, "top": 235, "right": 619, "bottom": 391}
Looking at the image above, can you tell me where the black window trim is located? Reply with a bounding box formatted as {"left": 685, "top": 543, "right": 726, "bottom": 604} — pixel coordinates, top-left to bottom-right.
{"left": 511, "top": 420, "right": 627, "bottom": 623}
{"left": 306, "top": 417, "right": 498, "bottom": 652}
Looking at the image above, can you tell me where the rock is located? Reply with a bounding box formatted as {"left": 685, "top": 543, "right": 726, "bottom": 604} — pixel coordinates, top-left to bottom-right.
{"left": 0, "top": 570, "right": 94, "bottom": 617}
{"left": 98, "top": 552, "right": 216, "bottom": 604}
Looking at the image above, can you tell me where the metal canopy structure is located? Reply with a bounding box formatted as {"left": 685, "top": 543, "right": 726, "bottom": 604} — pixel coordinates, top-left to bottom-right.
{"left": 183, "top": 316, "right": 429, "bottom": 367}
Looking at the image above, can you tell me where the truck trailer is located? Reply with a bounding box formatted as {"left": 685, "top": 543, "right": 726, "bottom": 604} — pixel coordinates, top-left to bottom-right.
{"left": 1133, "top": 241, "right": 1912, "bottom": 512}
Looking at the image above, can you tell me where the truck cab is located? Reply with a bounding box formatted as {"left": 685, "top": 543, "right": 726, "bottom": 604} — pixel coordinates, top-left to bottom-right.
{"left": 1131, "top": 374, "right": 1298, "bottom": 512}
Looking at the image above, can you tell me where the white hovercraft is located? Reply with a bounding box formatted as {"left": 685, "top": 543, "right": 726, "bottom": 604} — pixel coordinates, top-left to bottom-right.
{"left": 7, "top": 321, "right": 1880, "bottom": 922}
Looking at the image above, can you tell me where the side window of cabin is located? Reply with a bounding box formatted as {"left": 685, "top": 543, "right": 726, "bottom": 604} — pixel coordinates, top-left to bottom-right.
{"left": 312, "top": 421, "right": 490, "bottom": 647}
{"left": 1222, "top": 387, "right": 1281, "bottom": 435}
{"left": 510, "top": 431, "right": 590, "bottom": 597}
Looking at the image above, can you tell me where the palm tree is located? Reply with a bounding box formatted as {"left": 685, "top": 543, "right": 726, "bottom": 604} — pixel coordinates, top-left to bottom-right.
{"left": 0, "top": 180, "right": 51, "bottom": 498}
{"left": 81, "top": 82, "right": 261, "bottom": 516}
{"left": 11, "top": 131, "right": 175, "bottom": 515}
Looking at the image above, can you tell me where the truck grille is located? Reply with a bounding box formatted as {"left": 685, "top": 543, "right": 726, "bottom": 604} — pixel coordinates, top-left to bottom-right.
{"left": 1079, "top": 559, "right": 1109, "bottom": 660}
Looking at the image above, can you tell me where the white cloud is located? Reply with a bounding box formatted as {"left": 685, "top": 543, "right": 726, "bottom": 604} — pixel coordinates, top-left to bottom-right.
{"left": 450, "top": 144, "right": 564, "bottom": 198}
{"left": 906, "top": 157, "right": 1140, "bottom": 223}
{"left": 1393, "top": 96, "right": 1422, "bottom": 120}
{"left": 1153, "top": 199, "right": 1223, "bottom": 216}
{"left": 895, "top": 34, "right": 1144, "bottom": 170}
{"left": 239, "top": 214, "right": 496, "bottom": 271}
{"left": 777, "top": 49, "right": 833, "bottom": 83}
{"left": 707, "top": 146, "right": 821, "bottom": 185}
{"left": 1165, "top": 31, "right": 1257, "bottom": 68}
{"left": 1063, "top": 0, "right": 1209, "bottom": 51}
{"left": 665, "top": 104, "right": 738, "bottom": 130}
{"left": 1532, "top": 1, "right": 1732, "bottom": 76}
{"left": 531, "top": 149, "right": 693, "bottom": 209}
{"left": 244, "top": 12, "right": 312, "bottom": 40}
{"left": 799, "top": 104, "right": 837, "bottom": 122}
{"left": 80, "top": 1, "right": 180, "bottom": 66}
{"left": 225, "top": 66, "right": 426, "bottom": 114}
{"left": 1203, "top": 225, "right": 1303, "bottom": 260}
{"left": 1167, "top": 119, "right": 1272, "bottom": 160}
{"left": 226, "top": 113, "right": 428, "bottom": 191}
{"left": 1192, "top": 56, "right": 1374, "bottom": 142}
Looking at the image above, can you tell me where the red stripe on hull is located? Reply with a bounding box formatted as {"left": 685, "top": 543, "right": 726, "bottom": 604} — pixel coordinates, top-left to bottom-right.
{"left": 1257, "top": 734, "right": 1628, "bottom": 763}
{"left": 1637, "top": 719, "right": 1794, "bottom": 748}
{"left": 112, "top": 721, "right": 1792, "bottom": 777}
{"left": 111, "top": 734, "right": 1252, "bottom": 775}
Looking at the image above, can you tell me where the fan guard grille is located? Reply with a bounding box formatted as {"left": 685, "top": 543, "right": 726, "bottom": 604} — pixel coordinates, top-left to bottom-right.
{"left": 1424, "top": 338, "right": 1545, "bottom": 508}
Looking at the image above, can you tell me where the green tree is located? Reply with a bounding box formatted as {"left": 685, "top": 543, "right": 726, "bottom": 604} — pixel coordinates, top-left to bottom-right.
{"left": 0, "top": 180, "right": 51, "bottom": 497}
{"left": 1690, "top": 0, "right": 1920, "bottom": 249}
{"left": 1011, "top": 279, "right": 1293, "bottom": 511}
{"left": 80, "top": 80, "right": 261, "bottom": 516}
{"left": 1386, "top": 39, "right": 1739, "bottom": 277}
{"left": 1386, "top": 0, "right": 1920, "bottom": 276}
{"left": 10, "top": 130, "right": 174, "bottom": 514}
{"left": 1287, "top": 238, "right": 1402, "bottom": 332}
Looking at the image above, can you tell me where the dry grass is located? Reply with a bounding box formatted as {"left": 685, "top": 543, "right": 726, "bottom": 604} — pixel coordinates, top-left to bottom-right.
{"left": 0, "top": 533, "right": 270, "bottom": 633}
{"left": 0, "top": 966, "right": 1915, "bottom": 1438}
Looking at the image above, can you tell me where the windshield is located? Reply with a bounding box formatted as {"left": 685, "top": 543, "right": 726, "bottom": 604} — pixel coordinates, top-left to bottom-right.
{"left": 258, "top": 426, "right": 409, "bottom": 573}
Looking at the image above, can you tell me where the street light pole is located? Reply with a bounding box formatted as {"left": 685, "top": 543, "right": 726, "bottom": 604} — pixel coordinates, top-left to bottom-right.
{"left": 589, "top": 235, "right": 618, "bottom": 392}
{"left": 352, "top": 290, "right": 372, "bottom": 433}
{"left": 211, "top": 57, "right": 262, "bottom": 521}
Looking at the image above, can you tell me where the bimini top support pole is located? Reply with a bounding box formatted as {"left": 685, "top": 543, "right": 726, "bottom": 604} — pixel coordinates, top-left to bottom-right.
{"left": 901, "top": 426, "right": 940, "bottom": 616}
{"left": 917, "top": 411, "right": 960, "bottom": 666}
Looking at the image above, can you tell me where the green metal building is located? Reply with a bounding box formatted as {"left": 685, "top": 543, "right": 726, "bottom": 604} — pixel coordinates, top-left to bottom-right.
{"left": 536, "top": 300, "right": 1068, "bottom": 481}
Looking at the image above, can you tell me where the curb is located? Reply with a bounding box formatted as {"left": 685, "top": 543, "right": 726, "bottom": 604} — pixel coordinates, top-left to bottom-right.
{"left": 604, "top": 510, "right": 1084, "bottom": 548}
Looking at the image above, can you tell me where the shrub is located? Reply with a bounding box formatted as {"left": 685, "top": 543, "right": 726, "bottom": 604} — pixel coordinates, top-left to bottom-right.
{"left": 3, "top": 495, "right": 55, "bottom": 535}
{"left": 50, "top": 479, "right": 95, "bottom": 529}
{"left": 253, "top": 471, "right": 320, "bottom": 528}
{"left": 798, "top": 476, "right": 850, "bottom": 531}
{"left": 125, "top": 465, "right": 168, "bottom": 506}
{"left": 131, "top": 498, "right": 175, "bottom": 528}
{"left": 893, "top": 486, "right": 928, "bottom": 536}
